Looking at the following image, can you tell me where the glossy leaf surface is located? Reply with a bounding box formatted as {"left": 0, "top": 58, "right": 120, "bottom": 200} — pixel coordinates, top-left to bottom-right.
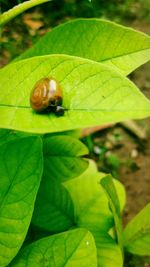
{"left": 1, "top": 55, "right": 150, "bottom": 133}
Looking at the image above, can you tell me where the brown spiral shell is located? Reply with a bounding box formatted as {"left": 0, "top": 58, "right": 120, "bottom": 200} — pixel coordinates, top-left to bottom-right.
{"left": 30, "top": 77, "right": 63, "bottom": 113}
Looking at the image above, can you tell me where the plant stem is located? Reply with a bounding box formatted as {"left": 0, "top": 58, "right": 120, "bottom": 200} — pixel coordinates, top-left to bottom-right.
{"left": 0, "top": 0, "right": 52, "bottom": 26}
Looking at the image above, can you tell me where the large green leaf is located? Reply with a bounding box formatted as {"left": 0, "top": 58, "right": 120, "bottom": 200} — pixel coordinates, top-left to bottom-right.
{"left": 9, "top": 229, "right": 97, "bottom": 267}
{"left": 1, "top": 55, "right": 150, "bottom": 134}
{"left": 43, "top": 135, "right": 89, "bottom": 182}
{"left": 64, "top": 162, "right": 125, "bottom": 267}
{"left": 123, "top": 203, "right": 150, "bottom": 255}
{"left": 17, "top": 19, "right": 150, "bottom": 76}
{"left": 0, "top": 137, "right": 43, "bottom": 267}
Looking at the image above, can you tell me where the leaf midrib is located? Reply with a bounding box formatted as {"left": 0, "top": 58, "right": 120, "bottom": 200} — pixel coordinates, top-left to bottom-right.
{"left": 98, "top": 47, "right": 150, "bottom": 63}
{"left": 1, "top": 104, "right": 150, "bottom": 113}
{"left": 20, "top": 18, "right": 150, "bottom": 63}
{"left": 63, "top": 231, "right": 89, "bottom": 267}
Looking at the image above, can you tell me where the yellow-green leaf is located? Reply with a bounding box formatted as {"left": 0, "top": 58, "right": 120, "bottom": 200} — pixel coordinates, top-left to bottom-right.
{"left": 18, "top": 19, "right": 150, "bottom": 75}
{"left": 1, "top": 55, "right": 150, "bottom": 134}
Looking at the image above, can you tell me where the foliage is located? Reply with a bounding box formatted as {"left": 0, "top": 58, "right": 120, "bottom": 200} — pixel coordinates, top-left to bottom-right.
{"left": 16, "top": 18, "right": 150, "bottom": 76}
{"left": 123, "top": 203, "right": 150, "bottom": 255}
{"left": 10, "top": 228, "right": 97, "bottom": 267}
{"left": 0, "top": 137, "right": 43, "bottom": 266}
{"left": 0, "top": 2, "right": 150, "bottom": 267}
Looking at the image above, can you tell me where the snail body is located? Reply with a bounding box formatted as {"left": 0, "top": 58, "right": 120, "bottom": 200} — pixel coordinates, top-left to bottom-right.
{"left": 30, "top": 77, "right": 65, "bottom": 116}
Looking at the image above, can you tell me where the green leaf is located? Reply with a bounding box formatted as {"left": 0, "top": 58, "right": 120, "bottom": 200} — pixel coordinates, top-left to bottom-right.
{"left": 32, "top": 135, "right": 88, "bottom": 232}
{"left": 43, "top": 135, "right": 89, "bottom": 182}
{"left": 45, "top": 129, "right": 82, "bottom": 139}
{"left": 0, "top": 137, "right": 43, "bottom": 266}
{"left": 0, "top": 0, "right": 51, "bottom": 26}
{"left": 64, "top": 163, "right": 125, "bottom": 267}
{"left": 0, "top": 129, "right": 19, "bottom": 146}
{"left": 1, "top": 55, "right": 150, "bottom": 134}
{"left": 17, "top": 19, "right": 150, "bottom": 75}
{"left": 9, "top": 229, "right": 97, "bottom": 267}
{"left": 100, "top": 175, "right": 123, "bottom": 252}
{"left": 64, "top": 165, "right": 125, "bottom": 233}
{"left": 123, "top": 203, "right": 150, "bottom": 255}
{"left": 32, "top": 177, "right": 75, "bottom": 233}
{"left": 94, "top": 233, "right": 123, "bottom": 267}
{"left": 64, "top": 172, "right": 113, "bottom": 232}
{"left": 0, "top": 129, "right": 36, "bottom": 146}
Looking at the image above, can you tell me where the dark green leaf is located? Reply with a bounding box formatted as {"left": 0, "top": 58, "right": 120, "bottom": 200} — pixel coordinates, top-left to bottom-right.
{"left": 0, "top": 129, "right": 36, "bottom": 146}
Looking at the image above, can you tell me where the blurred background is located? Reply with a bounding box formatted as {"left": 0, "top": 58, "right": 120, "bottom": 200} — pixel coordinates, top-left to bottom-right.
{"left": 0, "top": 1, "right": 150, "bottom": 266}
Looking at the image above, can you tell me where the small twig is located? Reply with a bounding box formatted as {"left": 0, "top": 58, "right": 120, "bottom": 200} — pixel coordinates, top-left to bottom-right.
{"left": 0, "top": 0, "right": 52, "bottom": 26}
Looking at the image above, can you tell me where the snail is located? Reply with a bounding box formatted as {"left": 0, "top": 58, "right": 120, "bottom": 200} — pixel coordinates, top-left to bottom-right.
{"left": 30, "top": 77, "right": 65, "bottom": 116}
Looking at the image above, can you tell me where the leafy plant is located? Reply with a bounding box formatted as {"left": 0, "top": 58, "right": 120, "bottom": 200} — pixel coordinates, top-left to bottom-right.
{"left": 0, "top": 1, "right": 150, "bottom": 266}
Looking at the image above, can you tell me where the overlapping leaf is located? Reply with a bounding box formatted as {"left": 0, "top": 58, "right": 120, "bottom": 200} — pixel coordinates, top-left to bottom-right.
{"left": 32, "top": 135, "right": 88, "bottom": 232}
{"left": 1, "top": 55, "right": 150, "bottom": 133}
{"left": 9, "top": 229, "right": 97, "bottom": 267}
{"left": 17, "top": 19, "right": 150, "bottom": 76}
{"left": 64, "top": 161, "right": 125, "bottom": 267}
{"left": 0, "top": 137, "right": 43, "bottom": 266}
{"left": 64, "top": 163, "right": 125, "bottom": 233}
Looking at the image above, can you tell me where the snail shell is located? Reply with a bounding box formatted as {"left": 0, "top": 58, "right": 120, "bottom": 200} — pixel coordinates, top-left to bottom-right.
{"left": 30, "top": 77, "right": 64, "bottom": 114}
